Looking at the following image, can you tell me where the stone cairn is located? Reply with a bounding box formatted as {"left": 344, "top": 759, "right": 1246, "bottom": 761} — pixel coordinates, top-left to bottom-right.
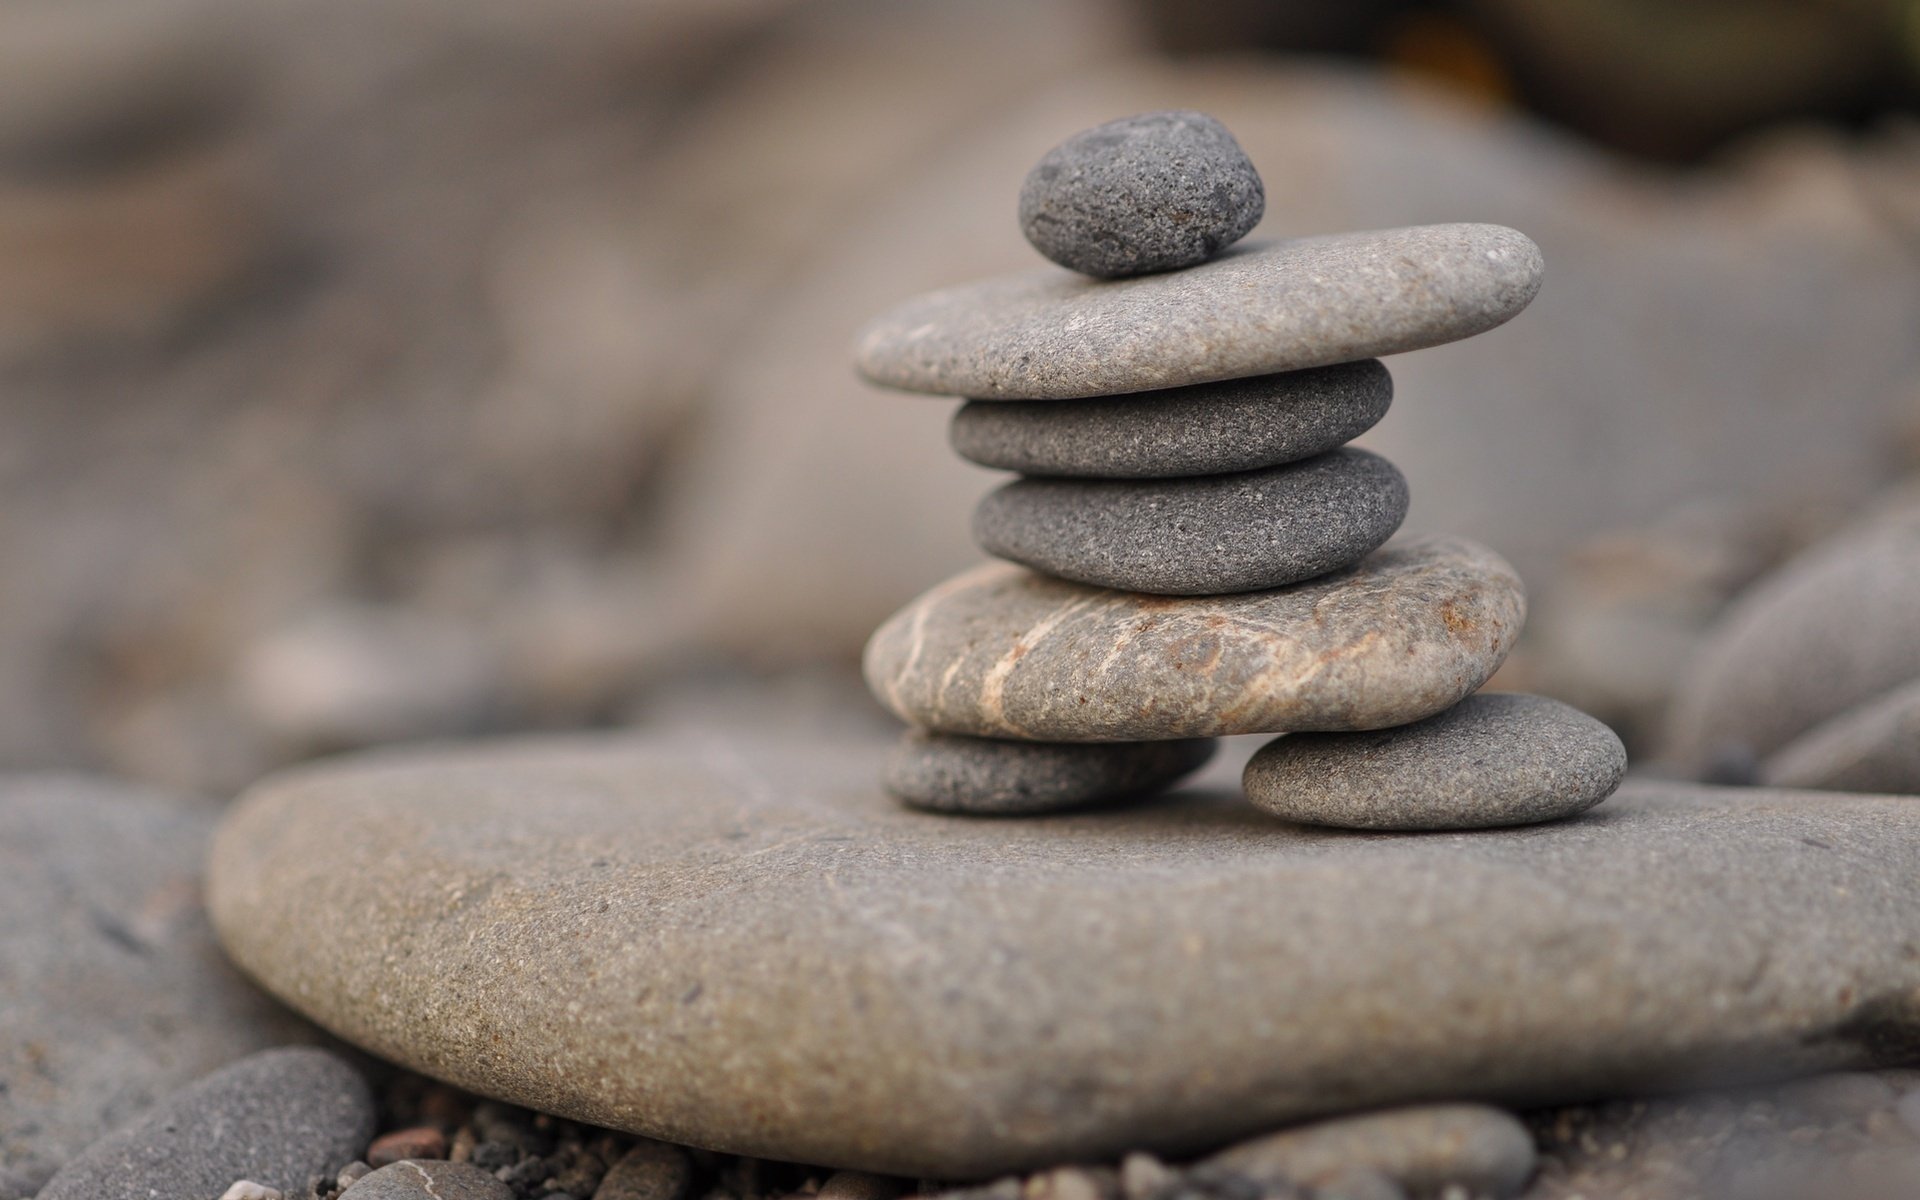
{"left": 855, "top": 111, "right": 1626, "bottom": 828}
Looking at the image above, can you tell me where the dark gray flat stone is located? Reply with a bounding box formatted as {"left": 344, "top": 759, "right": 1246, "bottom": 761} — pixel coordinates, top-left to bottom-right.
{"left": 1017, "top": 110, "right": 1264, "bottom": 278}
{"left": 0, "top": 774, "right": 319, "bottom": 1197}
{"left": 973, "top": 448, "right": 1408, "bottom": 595}
{"left": 948, "top": 360, "right": 1391, "bottom": 479}
{"left": 855, "top": 224, "right": 1542, "bottom": 399}
{"left": 884, "top": 731, "right": 1216, "bottom": 814}
{"left": 1243, "top": 693, "right": 1627, "bottom": 831}
{"left": 36, "top": 1047, "right": 373, "bottom": 1200}
{"left": 864, "top": 536, "right": 1524, "bottom": 741}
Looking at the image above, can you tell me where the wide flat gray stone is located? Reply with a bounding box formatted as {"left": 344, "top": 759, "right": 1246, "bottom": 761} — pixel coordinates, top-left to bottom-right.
{"left": 863, "top": 535, "right": 1523, "bottom": 741}
{"left": 36, "top": 1047, "right": 373, "bottom": 1200}
{"left": 884, "top": 731, "right": 1216, "bottom": 814}
{"left": 972, "top": 448, "right": 1408, "bottom": 595}
{"left": 0, "top": 774, "right": 319, "bottom": 1198}
{"left": 209, "top": 722, "right": 1920, "bottom": 1178}
{"left": 948, "top": 360, "right": 1392, "bottom": 479}
{"left": 1760, "top": 677, "right": 1920, "bottom": 795}
{"left": 854, "top": 224, "right": 1542, "bottom": 399}
{"left": 1243, "top": 693, "right": 1627, "bottom": 831}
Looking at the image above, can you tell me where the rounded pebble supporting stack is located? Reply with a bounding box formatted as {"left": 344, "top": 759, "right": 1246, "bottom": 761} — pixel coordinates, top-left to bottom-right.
{"left": 1242, "top": 692, "right": 1627, "bottom": 831}
{"left": 884, "top": 731, "right": 1217, "bottom": 814}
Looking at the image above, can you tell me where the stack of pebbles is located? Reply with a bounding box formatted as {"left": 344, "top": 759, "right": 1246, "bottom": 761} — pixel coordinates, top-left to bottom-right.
{"left": 856, "top": 111, "right": 1627, "bottom": 828}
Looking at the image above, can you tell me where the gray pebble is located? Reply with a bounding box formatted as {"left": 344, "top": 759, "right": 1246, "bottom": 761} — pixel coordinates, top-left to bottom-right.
{"left": 949, "top": 360, "right": 1391, "bottom": 479}
{"left": 36, "top": 1047, "right": 374, "bottom": 1200}
{"left": 973, "top": 448, "right": 1407, "bottom": 595}
{"left": 855, "top": 224, "right": 1543, "bottom": 400}
{"left": 1202, "top": 1104, "right": 1536, "bottom": 1199}
{"left": 1018, "top": 110, "right": 1264, "bottom": 278}
{"left": 339, "top": 1161, "right": 511, "bottom": 1200}
{"left": 885, "top": 731, "right": 1216, "bottom": 815}
{"left": 594, "top": 1141, "right": 692, "bottom": 1200}
{"left": 1244, "top": 693, "right": 1627, "bottom": 831}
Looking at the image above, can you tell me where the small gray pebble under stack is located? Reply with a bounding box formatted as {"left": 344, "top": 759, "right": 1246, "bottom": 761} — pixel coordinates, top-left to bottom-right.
{"left": 857, "top": 109, "right": 1624, "bottom": 825}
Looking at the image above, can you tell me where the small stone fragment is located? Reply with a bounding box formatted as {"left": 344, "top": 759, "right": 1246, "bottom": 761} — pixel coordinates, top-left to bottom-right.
{"left": 369, "top": 1127, "right": 448, "bottom": 1168}
{"left": 219, "top": 1183, "right": 284, "bottom": 1200}
{"left": 35, "top": 1047, "right": 374, "bottom": 1200}
{"left": 339, "top": 1160, "right": 511, "bottom": 1200}
{"left": 1202, "top": 1104, "right": 1536, "bottom": 1198}
{"left": 1244, "top": 693, "right": 1626, "bottom": 831}
{"left": 594, "top": 1141, "right": 693, "bottom": 1200}
{"left": 973, "top": 448, "right": 1408, "bottom": 595}
{"left": 339, "top": 1162, "right": 374, "bottom": 1189}
{"left": 1118, "top": 1153, "right": 1175, "bottom": 1200}
{"left": 1018, "top": 110, "right": 1264, "bottom": 278}
{"left": 818, "top": 1171, "right": 909, "bottom": 1200}
{"left": 885, "top": 731, "right": 1215, "bottom": 814}
{"left": 949, "top": 361, "right": 1391, "bottom": 479}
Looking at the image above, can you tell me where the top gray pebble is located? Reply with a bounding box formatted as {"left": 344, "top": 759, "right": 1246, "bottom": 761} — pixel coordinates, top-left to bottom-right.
{"left": 1019, "top": 110, "right": 1264, "bottom": 278}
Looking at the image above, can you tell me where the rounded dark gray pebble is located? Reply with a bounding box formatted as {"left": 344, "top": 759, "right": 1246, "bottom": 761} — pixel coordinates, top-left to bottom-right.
{"left": 1243, "top": 693, "right": 1628, "bottom": 831}
{"left": 1019, "top": 110, "right": 1264, "bottom": 278}
{"left": 36, "top": 1047, "right": 374, "bottom": 1200}
{"left": 972, "top": 447, "right": 1408, "bottom": 595}
{"left": 886, "top": 731, "right": 1217, "bottom": 814}
{"left": 950, "top": 360, "right": 1391, "bottom": 479}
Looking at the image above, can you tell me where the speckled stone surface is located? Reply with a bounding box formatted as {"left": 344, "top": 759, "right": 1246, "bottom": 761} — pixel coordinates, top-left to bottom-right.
{"left": 884, "top": 731, "right": 1216, "bottom": 814}
{"left": 1665, "top": 495, "right": 1920, "bottom": 774}
{"left": 210, "top": 723, "right": 1920, "bottom": 1178}
{"left": 1204, "top": 1105, "right": 1536, "bottom": 1198}
{"left": 855, "top": 224, "right": 1542, "bottom": 399}
{"left": 340, "top": 1161, "right": 513, "bottom": 1200}
{"left": 36, "top": 1048, "right": 373, "bottom": 1200}
{"left": 1243, "top": 693, "right": 1628, "bottom": 831}
{"left": 973, "top": 448, "right": 1408, "bottom": 595}
{"left": 0, "top": 774, "right": 320, "bottom": 1198}
{"left": 1760, "top": 677, "right": 1920, "bottom": 795}
{"left": 1017, "top": 110, "right": 1264, "bottom": 278}
{"left": 864, "top": 535, "right": 1523, "bottom": 742}
{"left": 949, "top": 360, "right": 1391, "bottom": 479}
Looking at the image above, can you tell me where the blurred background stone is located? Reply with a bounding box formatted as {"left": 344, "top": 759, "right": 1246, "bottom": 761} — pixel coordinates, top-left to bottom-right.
{"left": 0, "top": 0, "right": 1915, "bottom": 791}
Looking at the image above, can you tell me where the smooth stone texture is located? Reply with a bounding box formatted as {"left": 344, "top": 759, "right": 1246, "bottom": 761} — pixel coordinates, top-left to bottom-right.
{"left": 209, "top": 721, "right": 1920, "bottom": 1178}
{"left": 1760, "top": 677, "right": 1920, "bottom": 795}
{"left": 1204, "top": 1104, "right": 1536, "bottom": 1198}
{"left": 973, "top": 448, "right": 1408, "bottom": 595}
{"left": 864, "top": 535, "right": 1523, "bottom": 742}
{"left": 854, "top": 223, "right": 1542, "bottom": 399}
{"left": 884, "top": 731, "right": 1217, "bottom": 814}
{"left": 339, "top": 1161, "right": 511, "bottom": 1200}
{"left": 949, "top": 360, "right": 1392, "bottom": 479}
{"left": 36, "top": 1048, "right": 373, "bottom": 1200}
{"left": 1665, "top": 494, "right": 1920, "bottom": 773}
{"left": 1243, "top": 693, "right": 1627, "bottom": 831}
{"left": 0, "top": 773, "right": 318, "bottom": 1197}
{"left": 1017, "top": 109, "right": 1264, "bottom": 278}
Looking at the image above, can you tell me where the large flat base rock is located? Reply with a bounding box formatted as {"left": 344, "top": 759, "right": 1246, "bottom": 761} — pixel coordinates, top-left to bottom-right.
{"left": 208, "top": 724, "right": 1920, "bottom": 1178}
